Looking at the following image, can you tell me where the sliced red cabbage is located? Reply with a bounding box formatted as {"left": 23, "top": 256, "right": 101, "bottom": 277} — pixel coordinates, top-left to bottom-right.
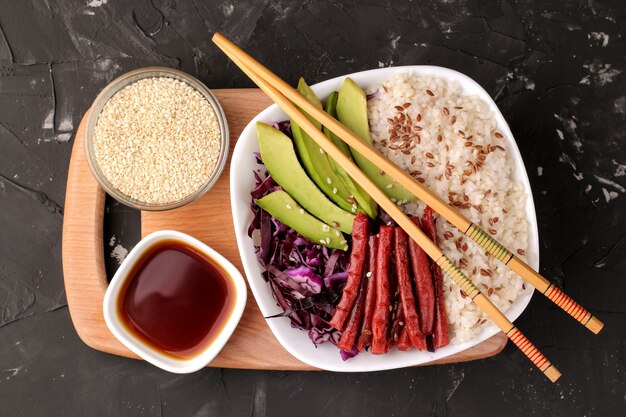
{"left": 250, "top": 123, "right": 355, "bottom": 358}
{"left": 366, "top": 89, "right": 381, "bottom": 100}
{"left": 284, "top": 266, "right": 323, "bottom": 295}
{"left": 340, "top": 347, "right": 359, "bottom": 361}
{"left": 271, "top": 120, "right": 292, "bottom": 137}
{"left": 309, "top": 315, "right": 341, "bottom": 346}
{"left": 323, "top": 271, "right": 348, "bottom": 293}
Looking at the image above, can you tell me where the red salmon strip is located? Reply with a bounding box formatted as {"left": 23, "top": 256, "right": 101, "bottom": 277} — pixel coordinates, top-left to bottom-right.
{"left": 371, "top": 226, "right": 394, "bottom": 354}
{"left": 388, "top": 292, "right": 403, "bottom": 349}
{"left": 356, "top": 235, "right": 378, "bottom": 351}
{"left": 337, "top": 276, "right": 367, "bottom": 351}
{"left": 394, "top": 227, "right": 426, "bottom": 348}
{"left": 422, "top": 207, "right": 450, "bottom": 348}
{"left": 388, "top": 293, "right": 427, "bottom": 350}
{"left": 408, "top": 217, "right": 436, "bottom": 336}
{"left": 397, "top": 326, "right": 412, "bottom": 351}
{"left": 330, "top": 213, "right": 370, "bottom": 331}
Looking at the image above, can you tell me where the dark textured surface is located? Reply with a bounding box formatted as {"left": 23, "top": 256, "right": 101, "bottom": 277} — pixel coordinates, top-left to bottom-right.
{"left": 1, "top": 0, "right": 624, "bottom": 415}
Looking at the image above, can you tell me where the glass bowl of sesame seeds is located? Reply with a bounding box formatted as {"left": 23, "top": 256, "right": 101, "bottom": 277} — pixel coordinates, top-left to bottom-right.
{"left": 84, "top": 67, "right": 229, "bottom": 211}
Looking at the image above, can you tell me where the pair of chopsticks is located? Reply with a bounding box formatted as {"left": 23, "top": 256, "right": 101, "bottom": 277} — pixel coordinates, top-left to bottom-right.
{"left": 214, "top": 33, "right": 600, "bottom": 382}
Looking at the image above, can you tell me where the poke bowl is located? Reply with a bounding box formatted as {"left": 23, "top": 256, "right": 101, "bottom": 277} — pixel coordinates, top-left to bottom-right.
{"left": 230, "top": 65, "right": 539, "bottom": 372}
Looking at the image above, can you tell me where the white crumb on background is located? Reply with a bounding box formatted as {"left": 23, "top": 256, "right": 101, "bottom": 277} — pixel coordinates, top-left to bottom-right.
{"left": 221, "top": 2, "right": 234, "bottom": 17}
{"left": 537, "top": 167, "right": 543, "bottom": 176}
{"left": 57, "top": 116, "right": 73, "bottom": 132}
{"left": 42, "top": 110, "right": 54, "bottom": 130}
{"left": 87, "top": 0, "right": 108, "bottom": 7}
{"left": 594, "top": 174, "right": 626, "bottom": 193}
{"left": 589, "top": 32, "right": 610, "bottom": 47}
{"left": 613, "top": 160, "right": 626, "bottom": 177}
{"left": 390, "top": 34, "right": 401, "bottom": 49}
{"left": 602, "top": 188, "right": 618, "bottom": 203}
{"left": 556, "top": 129, "right": 564, "bottom": 140}
{"left": 580, "top": 61, "right": 622, "bottom": 86}
{"left": 110, "top": 244, "right": 128, "bottom": 265}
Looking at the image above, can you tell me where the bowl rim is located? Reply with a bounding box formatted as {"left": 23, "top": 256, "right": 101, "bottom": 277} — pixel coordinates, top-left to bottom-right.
{"left": 84, "top": 66, "right": 230, "bottom": 211}
{"left": 102, "top": 230, "right": 247, "bottom": 373}
{"left": 230, "top": 65, "right": 539, "bottom": 372}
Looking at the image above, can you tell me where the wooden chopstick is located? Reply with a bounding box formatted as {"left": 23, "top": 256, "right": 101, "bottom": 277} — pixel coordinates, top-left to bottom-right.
{"left": 212, "top": 33, "right": 603, "bottom": 336}
{"left": 212, "top": 33, "right": 561, "bottom": 382}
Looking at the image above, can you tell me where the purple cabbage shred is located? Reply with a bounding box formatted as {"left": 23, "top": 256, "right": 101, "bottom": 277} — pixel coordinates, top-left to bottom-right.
{"left": 271, "top": 120, "right": 292, "bottom": 137}
{"left": 339, "top": 347, "right": 359, "bottom": 361}
{"left": 366, "top": 89, "right": 381, "bottom": 100}
{"left": 249, "top": 132, "right": 355, "bottom": 356}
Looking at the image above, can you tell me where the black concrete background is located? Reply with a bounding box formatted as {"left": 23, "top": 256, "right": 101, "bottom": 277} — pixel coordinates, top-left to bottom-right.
{"left": 1, "top": 1, "right": 624, "bottom": 416}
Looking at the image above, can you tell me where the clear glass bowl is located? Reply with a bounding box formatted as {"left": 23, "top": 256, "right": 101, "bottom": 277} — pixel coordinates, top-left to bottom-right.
{"left": 84, "top": 67, "right": 229, "bottom": 211}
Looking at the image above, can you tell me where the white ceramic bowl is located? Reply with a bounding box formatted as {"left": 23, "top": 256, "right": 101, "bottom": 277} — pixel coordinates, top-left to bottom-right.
{"left": 230, "top": 66, "right": 539, "bottom": 372}
{"left": 103, "top": 230, "right": 247, "bottom": 373}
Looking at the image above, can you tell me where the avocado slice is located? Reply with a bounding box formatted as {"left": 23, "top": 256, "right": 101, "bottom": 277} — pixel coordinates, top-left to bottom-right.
{"left": 256, "top": 122, "right": 355, "bottom": 234}
{"left": 290, "top": 78, "right": 357, "bottom": 213}
{"left": 324, "top": 91, "right": 378, "bottom": 219}
{"left": 256, "top": 191, "right": 347, "bottom": 250}
{"left": 323, "top": 92, "right": 352, "bottom": 158}
{"left": 336, "top": 78, "right": 415, "bottom": 204}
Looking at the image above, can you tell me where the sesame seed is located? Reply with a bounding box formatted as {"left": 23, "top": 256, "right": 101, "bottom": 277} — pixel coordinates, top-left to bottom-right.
{"left": 319, "top": 148, "right": 325, "bottom": 154}
{"left": 335, "top": 230, "right": 341, "bottom": 236}
{"left": 285, "top": 204, "right": 292, "bottom": 209}
{"left": 299, "top": 208, "right": 305, "bottom": 214}
{"left": 326, "top": 177, "right": 332, "bottom": 185}
{"left": 386, "top": 184, "right": 393, "bottom": 189}
{"left": 344, "top": 245, "right": 349, "bottom": 251}
{"left": 366, "top": 271, "right": 372, "bottom": 277}
{"left": 333, "top": 187, "right": 337, "bottom": 194}
{"left": 93, "top": 77, "right": 221, "bottom": 204}
{"left": 322, "top": 224, "right": 330, "bottom": 232}
{"left": 340, "top": 240, "right": 347, "bottom": 244}
{"left": 326, "top": 237, "right": 331, "bottom": 244}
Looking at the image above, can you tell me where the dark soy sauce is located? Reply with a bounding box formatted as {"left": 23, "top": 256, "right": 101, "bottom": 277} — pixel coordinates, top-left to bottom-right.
{"left": 117, "top": 240, "right": 236, "bottom": 358}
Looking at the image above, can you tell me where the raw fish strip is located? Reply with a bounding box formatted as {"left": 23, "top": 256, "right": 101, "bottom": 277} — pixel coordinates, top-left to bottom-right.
{"left": 422, "top": 207, "right": 450, "bottom": 348}
{"left": 330, "top": 213, "right": 370, "bottom": 330}
{"left": 337, "top": 277, "right": 367, "bottom": 351}
{"left": 356, "top": 235, "right": 378, "bottom": 351}
{"left": 370, "top": 226, "right": 394, "bottom": 354}
{"left": 395, "top": 227, "right": 427, "bottom": 350}
{"left": 408, "top": 217, "right": 435, "bottom": 337}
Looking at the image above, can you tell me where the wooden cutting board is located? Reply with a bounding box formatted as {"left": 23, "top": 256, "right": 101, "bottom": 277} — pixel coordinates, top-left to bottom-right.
{"left": 62, "top": 88, "right": 507, "bottom": 370}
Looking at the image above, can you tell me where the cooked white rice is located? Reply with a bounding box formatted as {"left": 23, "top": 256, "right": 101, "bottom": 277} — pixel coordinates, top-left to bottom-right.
{"left": 367, "top": 73, "right": 530, "bottom": 344}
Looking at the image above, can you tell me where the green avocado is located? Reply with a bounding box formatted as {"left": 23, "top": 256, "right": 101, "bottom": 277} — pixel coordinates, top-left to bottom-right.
{"left": 323, "top": 92, "right": 353, "bottom": 158}
{"left": 336, "top": 78, "right": 415, "bottom": 204}
{"left": 256, "top": 122, "right": 355, "bottom": 234}
{"left": 290, "top": 78, "right": 357, "bottom": 213}
{"left": 256, "top": 191, "right": 347, "bottom": 250}
{"left": 324, "top": 92, "right": 378, "bottom": 218}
